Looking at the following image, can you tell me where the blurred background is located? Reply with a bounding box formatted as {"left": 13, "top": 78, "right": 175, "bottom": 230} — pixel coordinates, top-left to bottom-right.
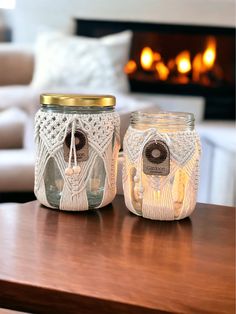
{"left": 0, "top": 0, "right": 235, "bottom": 206}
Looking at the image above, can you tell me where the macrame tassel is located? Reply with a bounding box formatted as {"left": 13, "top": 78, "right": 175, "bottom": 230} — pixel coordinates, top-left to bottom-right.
{"left": 65, "top": 121, "right": 81, "bottom": 176}
{"left": 133, "top": 131, "right": 162, "bottom": 205}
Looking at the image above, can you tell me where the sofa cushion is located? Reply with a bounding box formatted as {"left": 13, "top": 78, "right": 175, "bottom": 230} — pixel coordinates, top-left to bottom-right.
{"left": 0, "top": 149, "right": 35, "bottom": 192}
{"left": 0, "top": 44, "right": 34, "bottom": 86}
{"left": 31, "top": 31, "right": 132, "bottom": 93}
{"left": 0, "top": 85, "right": 39, "bottom": 150}
{"left": 0, "top": 107, "right": 27, "bottom": 149}
{"left": 0, "top": 85, "right": 37, "bottom": 114}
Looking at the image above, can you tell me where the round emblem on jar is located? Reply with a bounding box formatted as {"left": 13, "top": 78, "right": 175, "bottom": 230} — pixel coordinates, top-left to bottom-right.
{"left": 145, "top": 141, "right": 168, "bottom": 164}
{"left": 65, "top": 130, "right": 86, "bottom": 151}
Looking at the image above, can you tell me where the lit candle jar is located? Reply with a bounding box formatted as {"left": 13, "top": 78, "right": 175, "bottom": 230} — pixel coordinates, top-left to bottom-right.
{"left": 34, "top": 94, "right": 120, "bottom": 211}
{"left": 123, "top": 111, "right": 201, "bottom": 220}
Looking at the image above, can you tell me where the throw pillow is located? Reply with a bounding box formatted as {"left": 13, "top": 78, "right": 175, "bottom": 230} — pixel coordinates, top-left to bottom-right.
{"left": 31, "top": 30, "right": 132, "bottom": 93}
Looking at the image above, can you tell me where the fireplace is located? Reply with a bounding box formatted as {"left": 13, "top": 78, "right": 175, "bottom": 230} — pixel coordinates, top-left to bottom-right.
{"left": 75, "top": 19, "right": 235, "bottom": 120}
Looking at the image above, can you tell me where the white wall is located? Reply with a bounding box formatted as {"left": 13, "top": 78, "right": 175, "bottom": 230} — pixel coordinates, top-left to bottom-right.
{"left": 3, "top": 0, "right": 235, "bottom": 43}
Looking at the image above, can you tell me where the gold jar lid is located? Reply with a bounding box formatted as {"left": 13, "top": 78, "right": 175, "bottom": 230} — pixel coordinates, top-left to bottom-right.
{"left": 40, "top": 94, "right": 116, "bottom": 107}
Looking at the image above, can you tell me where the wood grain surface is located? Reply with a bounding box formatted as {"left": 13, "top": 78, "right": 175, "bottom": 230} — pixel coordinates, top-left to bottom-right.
{"left": 0, "top": 197, "right": 235, "bottom": 314}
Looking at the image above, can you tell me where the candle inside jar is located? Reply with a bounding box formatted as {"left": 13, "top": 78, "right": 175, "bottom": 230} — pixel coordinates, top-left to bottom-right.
{"left": 86, "top": 155, "right": 106, "bottom": 208}
{"left": 90, "top": 178, "right": 101, "bottom": 192}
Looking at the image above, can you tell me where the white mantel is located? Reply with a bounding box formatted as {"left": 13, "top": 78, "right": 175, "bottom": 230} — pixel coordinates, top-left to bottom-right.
{"left": 2, "top": 0, "right": 235, "bottom": 43}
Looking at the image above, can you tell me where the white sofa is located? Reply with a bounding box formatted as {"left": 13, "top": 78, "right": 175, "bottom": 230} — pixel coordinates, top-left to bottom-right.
{"left": 0, "top": 44, "right": 159, "bottom": 192}
{"left": 0, "top": 43, "right": 235, "bottom": 206}
{"left": 197, "top": 122, "right": 236, "bottom": 206}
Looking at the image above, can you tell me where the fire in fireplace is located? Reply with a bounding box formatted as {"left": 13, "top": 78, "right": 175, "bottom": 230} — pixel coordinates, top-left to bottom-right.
{"left": 125, "top": 36, "right": 222, "bottom": 87}
{"left": 75, "top": 19, "right": 235, "bottom": 120}
{"left": 124, "top": 32, "right": 233, "bottom": 92}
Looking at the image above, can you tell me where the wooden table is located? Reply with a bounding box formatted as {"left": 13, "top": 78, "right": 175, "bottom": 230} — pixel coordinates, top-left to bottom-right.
{"left": 0, "top": 197, "right": 235, "bottom": 314}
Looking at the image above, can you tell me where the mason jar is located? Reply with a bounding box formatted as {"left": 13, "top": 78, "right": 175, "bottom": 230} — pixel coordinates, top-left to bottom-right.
{"left": 34, "top": 94, "right": 120, "bottom": 211}
{"left": 123, "top": 111, "right": 201, "bottom": 220}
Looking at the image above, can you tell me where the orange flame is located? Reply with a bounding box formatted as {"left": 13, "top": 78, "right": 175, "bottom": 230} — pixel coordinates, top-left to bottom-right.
{"left": 203, "top": 37, "right": 216, "bottom": 69}
{"left": 140, "top": 47, "right": 154, "bottom": 70}
{"left": 124, "top": 60, "right": 137, "bottom": 74}
{"left": 153, "top": 52, "right": 161, "bottom": 62}
{"left": 192, "top": 53, "right": 203, "bottom": 82}
{"left": 167, "top": 59, "right": 175, "bottom": 71}
{"left": 176, "top": 51, "right": 191, "bottom": 74}
{"left": 156, "top": 61, "right": 169, "bottom": 80}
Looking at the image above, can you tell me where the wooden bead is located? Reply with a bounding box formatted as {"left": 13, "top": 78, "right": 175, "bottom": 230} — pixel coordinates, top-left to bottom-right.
{"left": 139, "top": 186, "right": 144, "bottom": 193}
{"left": 134, "top": 186, "right": 139, "bottom": 194}
{"left": 65, "top": 167, "right": 74, "bottom": 176}
{"left": 133, "top": 186, "right": 140, "bottom": 201}
{"left": 73, "top": 165, "right": 81, "bottom": 174}
{"left": 138, "top": 192, "right": 144, "bottom": 200}
{"left": 134, "top": 175, "right": 139, "bottom": 183}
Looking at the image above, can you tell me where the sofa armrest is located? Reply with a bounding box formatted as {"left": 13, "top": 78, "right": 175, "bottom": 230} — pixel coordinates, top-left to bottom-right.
{"left": 0, "top": 44, "right": 34, "bottom": 86}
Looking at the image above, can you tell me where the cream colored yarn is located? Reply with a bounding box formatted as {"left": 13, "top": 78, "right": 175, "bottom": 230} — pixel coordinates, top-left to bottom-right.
{"left": 123, "top": 126, "right": 201, "bottom": 220}
{"left": 34, "top": 109, "right": 120, "bottom": 211}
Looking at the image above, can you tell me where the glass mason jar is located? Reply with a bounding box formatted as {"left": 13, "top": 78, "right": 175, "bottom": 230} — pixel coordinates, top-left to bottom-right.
{"left": 123, "top": 111, "right": 201, "bottom": 220}
{"left": 34, "top": 94, "right": 120, "bottom": 211}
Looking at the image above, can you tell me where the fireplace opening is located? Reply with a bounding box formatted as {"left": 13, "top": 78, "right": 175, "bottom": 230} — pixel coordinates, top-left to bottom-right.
{"left": 125, "top": 34, "right": 233, "bottom": 90}
{"left": 75, "top": 19, "right": 235, "bottom": 120}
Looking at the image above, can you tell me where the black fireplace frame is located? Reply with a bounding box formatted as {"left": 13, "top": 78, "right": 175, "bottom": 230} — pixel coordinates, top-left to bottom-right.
{"left": 74, "top": 18, "right": 235, "bottom": 120}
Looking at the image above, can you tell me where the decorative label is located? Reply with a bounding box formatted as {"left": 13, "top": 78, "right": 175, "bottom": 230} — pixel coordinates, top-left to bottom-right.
{"left": 143, "top": 140, "right": 170, "bottom": 176}
{"left": 63, "top": 129, "right": 89, "bottom": 162}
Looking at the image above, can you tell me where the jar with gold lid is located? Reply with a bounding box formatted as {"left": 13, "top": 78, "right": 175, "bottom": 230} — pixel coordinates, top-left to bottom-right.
{"left": 34, "top": 94, "right": 120, "bottom": 211}
{"left": 123, "top": 111, "right": 201, "bottom": 220}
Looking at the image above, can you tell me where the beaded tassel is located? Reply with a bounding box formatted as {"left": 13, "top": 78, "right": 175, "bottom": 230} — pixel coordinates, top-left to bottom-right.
{"left": 65, "top": 121, "right": 81, "bottom": 176}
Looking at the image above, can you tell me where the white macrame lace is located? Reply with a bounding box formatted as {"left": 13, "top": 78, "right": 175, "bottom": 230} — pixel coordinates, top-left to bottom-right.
{"left": 123, "top": 126, "right": 201, "bottom": 220}
{"left": 34, "top": 109, "right": 120, "bottom": 211}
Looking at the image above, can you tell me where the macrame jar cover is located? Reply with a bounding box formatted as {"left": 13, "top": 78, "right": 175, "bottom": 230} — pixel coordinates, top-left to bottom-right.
{"left": 123, "top": 125, "right": 201, "bottom": 220}
{"left": 34, "top": 109, "right": 120, "bottom": 211}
